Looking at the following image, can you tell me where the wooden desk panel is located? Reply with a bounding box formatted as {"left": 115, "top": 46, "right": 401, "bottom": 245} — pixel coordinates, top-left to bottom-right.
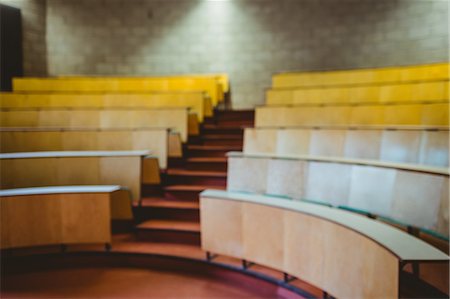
{"left": 0, "top": 188, "right": 120, "bottom": 249}
{"left": 201, "top": 191, "right": 449, "bottom": 298}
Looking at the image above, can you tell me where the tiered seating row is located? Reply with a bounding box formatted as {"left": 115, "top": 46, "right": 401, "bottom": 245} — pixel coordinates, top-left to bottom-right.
{"left": 1, "top": 107, "right": 191, "bottom": 141}
{"left": 0, "top": 92, "right": 211, "bottom": 122}
{"left": 227, "top": 152, "right": 449, "bottom": 237}
{"left": 200, "top": 190, "right": 449, "bottom": 299}
{"left": 12, "top": 76, "right": 224, "bottom": 106}
{"left": 0, "top": 151, "right": 159, "bottom": 204}
{"left": 255, "top": 103, "right": 449, "bottom": 127}
{"left": 272, "top": 63, "right": 449, "bottom": 88}
{"left": 0, "top": 186, "right": 131, "bottom": 249}
{"left": 244, "top": 127, "right": 449, "bottom": 167}
{"left": 0, "top": 128, "right": 173, "bottom": 169}
{"left": 267, "top": 81, "right": 449, "bottom": 105}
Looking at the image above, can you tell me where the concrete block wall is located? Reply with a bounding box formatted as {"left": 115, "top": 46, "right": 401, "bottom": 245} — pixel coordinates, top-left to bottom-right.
{"left": 0, "top": 0, "right": 47, "bottom": 76}
{"left": 43, "top": 0, "right": 449, "bottom": 108}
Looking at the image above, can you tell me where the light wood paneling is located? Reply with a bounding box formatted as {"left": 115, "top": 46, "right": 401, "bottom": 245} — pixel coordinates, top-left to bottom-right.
{"left": 255, "top": 103, "right": 449, "bottom": 128}
{"left": 0, "top": 190, "right": 119, "bottom": 249}
{"left": 60, "top": 193, "right": 111, "bottom": 244}
{"left": 276, "top": 129, "right": 311, "bottom": 156}
{"left": 243, "top": 128, "right": 277, "bottom": 155}
{"left": 200, "top": 192, "right": 448, "bottom": 299}
{"left": 310, "top": 130, "right": 346, "bottom": 156}
{"left": 227, "top": 154, "right": 449, "bottom": 236}
{"left": 227, "top": 157, "right": 269, "bottom": 194}
{"left": 284, "top": 211, "right": 326, "bottom": 288}
{"left": 0, "top": 153, "right": 149, "bottom": 203}
{"left": 419, "top": 131, "right": 449, "bottom": 167}
{"left": 200, "top": 197, "right": 243, "bottom": 258}
{"left": 391, "top": 171, "right": 444, "bottom": 230}
{"left": 380, "top": 131, "right": 421, "bottom": 164}
{"left": 344, "top": 130, "right": 382, "bottom": 160}
{"left": 244, "top": 127, "right": 448, "bottom": 167}
{"left": 266, "top": 159, "right": 306, "bottom": 199}
{"left": 322, "top": 220, "right": 399, "bottom": 299}
{"left": 0, "top": 129, "right": 169, "bottom": 169}
{"left": 0, "top": 92, "right": 210, "bottom": 122}
{"left": 304, "top": 161, "right": 352, "bottom": 207}
{"left": 348, "top": 165, "right": 397, "bottom": 216}
{"left": 1, "top": 108, "right": 189, "bottom": 142}
{"left": 242, "top": 202, "right": 285, "bottom": 270}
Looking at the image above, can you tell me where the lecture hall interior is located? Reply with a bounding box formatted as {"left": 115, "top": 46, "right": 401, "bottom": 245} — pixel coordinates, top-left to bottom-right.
{"left": 0, "top": 0, "right": 449, "bottom": 298}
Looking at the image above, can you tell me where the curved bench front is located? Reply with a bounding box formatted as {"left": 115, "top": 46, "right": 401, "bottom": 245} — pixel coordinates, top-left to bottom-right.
{"left": 0, "top": 185, "right": 130, "bottom": 250}
{"left": 200, "top": 190, "right": 449, "bottom": 299}
{"left": 0, "top": 92, "right": 212, "bottom": 121}
{"left": 255, "top": 103, "right": 449, "bottom": 127}
{"left": 244, "top": 127, "right": 449, "bottom": 167}
{"left": 0, "top": 128, "right": 171, "bottom": 169}
{"left": 226, "top": 152, "right": 449, "bottom": 239}
{"left": 0, "top": 151, "right": 156, "bottom": 203}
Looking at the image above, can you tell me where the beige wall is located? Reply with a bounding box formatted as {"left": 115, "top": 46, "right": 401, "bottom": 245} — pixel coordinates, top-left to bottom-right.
{"left": 0, "top": 0, "right": 47, "bottom": 76}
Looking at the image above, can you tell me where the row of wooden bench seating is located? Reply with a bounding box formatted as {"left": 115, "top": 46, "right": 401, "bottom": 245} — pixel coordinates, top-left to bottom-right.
{"left": 0, "top": 128, "right": 181, "bottom": 169}
{"left": 255, "top": 103, "right": 449, "bottom": 127}
{"left": 244, "top": 127, "right": 449, "bottom": 167}
{"left": 0, "top": 107, "right": 197, "bottom": 142}
{"left": 12, "top": 75, "right": 228, "bottom": 106}
{"left": 226, "top": 152, "right": 448, "bottom": 239}
{"left": 267, "top": 80, "right": 449, "bottom": 105}
{"left": 1, "top": 186, "right": 130, "bottom": 250}
{"left": 272, "top": 62, "right": 449, "bottom": 88}
{"left": 200, "top": 189, "right": 449, "bottom": 299}
{"left": 0, "top": 92, "right": 212, "bottom": 122}
{"left": 0, "top": 151, "right": 160, "bottom": 203}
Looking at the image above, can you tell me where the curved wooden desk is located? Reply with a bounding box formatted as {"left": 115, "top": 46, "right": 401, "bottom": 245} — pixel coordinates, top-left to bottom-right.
{"left": 0, "top": 151, "right": 158, "bottom": 203}
{"left": 244, "top": 127, "right": 449, "bottom": 167}
{"left": 266, "top": 80, "right": 449, "bottom": 105}
{"left": 272, "top": 63, "right": 449, "bottom": 88}
{"left": 0, "top": 127, "right": 174, "bottom": 169}
{"left": 0, "top": 185, "right": 130, "bottom": 250}
{"left": 0, "top": 107, "right": 191, "bottom": 142}
{"left": 226, "top": 152, "right": 449, "bottom": 238}
{"left": 0, "top": 91, "right": 212, "bottom": 121}
{"left": 200, "top": 190, "right": 449, "bottom": 299}
{"left": 12, "top": 76, "right": 222, "bottom": 107}
{"left": 255, "top": 103, "right": 449, "bottom": 127}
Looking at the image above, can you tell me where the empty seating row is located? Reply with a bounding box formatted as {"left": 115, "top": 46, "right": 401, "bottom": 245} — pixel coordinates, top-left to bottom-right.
{"left": 0, "top": 128, "right": 176, "bottom": 169}
{"left": 58, "top": 73, "right": 230, "bottom": 94}
{"left": 244, "top": 127, "right": 449, "bottom": 167}
{"left": 227, "top": 152, "right": 449, "bottom": 238}
{"left": 272, "top": 62, "right": 449, "bottom": 88}
{"left": 12, "top": 76, "right": 224, "bottom": 106}
{"left": 0, "top": 151, "right": 160, "bottom": 204}
{"left": 200, "top": 190, "right": 449, "bottom": 299}
{"left": 267, "top": 81, "right": 449, "bottom": 105}
{"left": 0, "top": 107, "right": 193, "bottom": 142}
{"left": 0, "top": 92, "right": 211, "bottom": 122}
{"left": 255, "top": 103, "right": 449, "bottom": 127}
{"left": 1, "top": 186, "right": 130, "bottom": 249}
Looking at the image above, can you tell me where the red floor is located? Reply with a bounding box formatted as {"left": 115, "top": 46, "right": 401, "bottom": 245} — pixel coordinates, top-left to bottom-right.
{"left": 1, "top": 254, "right": 305, "bottom": 299}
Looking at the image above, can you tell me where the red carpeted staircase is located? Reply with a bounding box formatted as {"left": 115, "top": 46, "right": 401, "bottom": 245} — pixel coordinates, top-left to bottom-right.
{"left": 134, "top": 110, "right": 254, "bottom": 246}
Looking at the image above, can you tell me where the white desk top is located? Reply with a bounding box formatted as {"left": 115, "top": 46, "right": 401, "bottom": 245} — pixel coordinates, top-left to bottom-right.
{"left": 0, "top": 185, "right": 122, "bottom": 196}
{"left": 227, "top": 151, "right": 449, "bottom": 176}
{"left": 0, "top": 150, "right": 151, "bottom": 159}
{"left": 201, "top": 189, "right": 450, "bottom": 262}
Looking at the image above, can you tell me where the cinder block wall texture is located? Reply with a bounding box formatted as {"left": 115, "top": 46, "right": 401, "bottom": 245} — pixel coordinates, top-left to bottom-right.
{"left": 0, "top": 0, "right": 47, "bottom": 76}
{"left": 32, "top": 0, "right": 450, "bottom": 108}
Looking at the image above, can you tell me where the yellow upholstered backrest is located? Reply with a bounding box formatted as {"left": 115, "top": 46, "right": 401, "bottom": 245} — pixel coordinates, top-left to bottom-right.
{"left": 272, "top": 63, "right": 450, "bottom": 88}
